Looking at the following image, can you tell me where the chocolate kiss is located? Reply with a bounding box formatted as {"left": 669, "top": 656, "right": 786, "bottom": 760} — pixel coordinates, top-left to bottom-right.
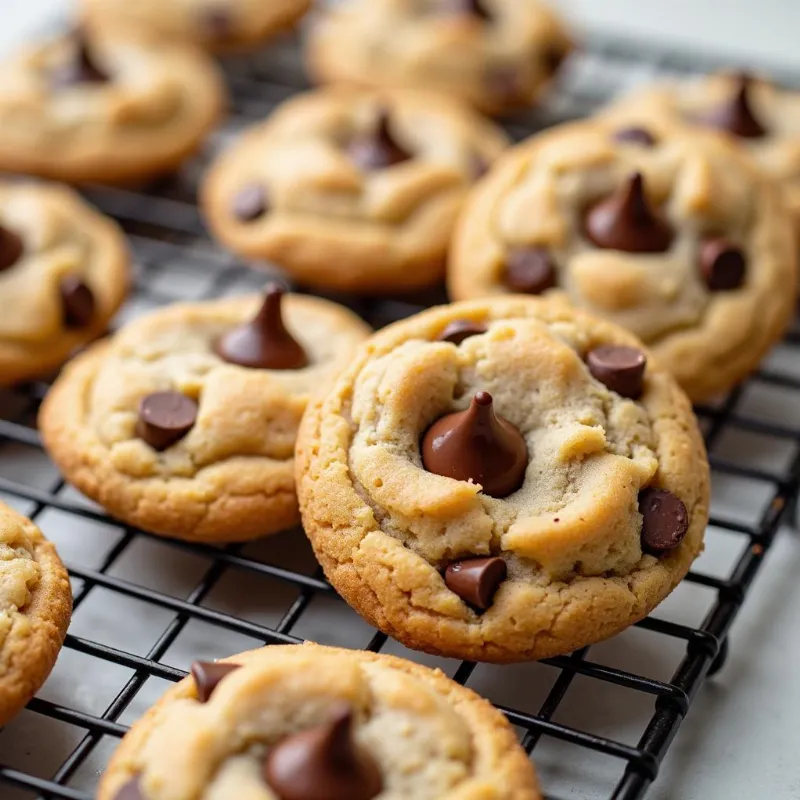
{"left": 191, "top": 661, "right": 241, "bottom": 703}
{"left": 0, "top": 224, "right": 24, "bottom": 272}
{"left": 264, "top": 705, "right": 382, "bottom": 800}
{"left": 52, "top": 32, "right": 109, "bottom": 88}
{"left": 584, "top": 173, "right": 674, "bottom": 253}
{"left": 347, "top": 110, "right": 412, "bottom": 172}
{"left": 701, "top": 75, "right": 766, "bottom": 139}
{"left": 214, "top": 285, "right": 308, "bottom": 370}
{"left": 421, "top": 391, "right": 527, "bottom": 498}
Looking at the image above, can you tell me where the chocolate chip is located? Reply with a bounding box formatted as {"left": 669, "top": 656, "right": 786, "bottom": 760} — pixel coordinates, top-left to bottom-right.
{"left": 112, "top": 777, "right": 144, "bottom": 800}
{"left": 542, "top": 44, "right": 568, "bottom": 74}
{"left": 422, "top": 391, "right": 528, "bottom": 498}
{"left": 0, "top": 225, "right": 24, "bottom": 272}
{"left": 613, "top": 127, "right": 657, "bottom": 147}
{"left": 136, "top": 392, "right": 198, "bottom": 451}
{"left": 59, "top": 276, "right": 96, "bottom": 328}
{"left": 198, "top": 6, "right": 233, "bottom": 39}
{"left": 51, "top": 32, "right": 108, "bottom": 89}
{"left": 347, "top": 110, "right": 412, "bottom": 172}
{"left": 699, "top": 237, "right": 746, "bottom": 291}
{"left": 445, "top": 556, "right": 507, "bottom": 609}
{"left": 699, "top": 74, "right": 766, "bottom": 139}
{"left": 215, "top": 284, "right": 308, "bottom": 370}
{"left": 264, "top": 704, "right": 382, "bottom": 800}
{"left": 232, "top": 184, "right": 268, "bottom": 222}
{"left": 504, "top": 248, "right": 557, "bottom": 295}
{"left": 587, "top": 345, "right": 647, "bottom": 399}
{"left": 438, "top": 319, "right": 488, "bottom": 345}
{"left": 639, "top": 488, "right": 689, "bottom": 554}
{"left": 584, "top": 172, "right": 673, "bottom": 253}
{"left": 191, "top": 661, "right": 240, "bottom": 703}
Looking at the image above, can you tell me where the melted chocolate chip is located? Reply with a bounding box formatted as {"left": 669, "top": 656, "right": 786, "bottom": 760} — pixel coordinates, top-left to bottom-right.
{"left": 0, "top": 225, "right": 24, "bottom": 272}
{"left": 584, "top": 172, "right": 673, "bottom": 253}
{"left": 438, "top": 319, "right": 488, "bottom": 345}
{"left": 113, "top": 777, "right": 144, "bottom": 800}
{"left": 699, "top": 238, "right": 746, "bottom": 291}
{"left": 215, "top": 285, "right": 308, "bottom": 370}
{"left": 422, "top": 391, "right": 528, "bottom": 498}
{"left": 264, "top": 705, "right": 382, "bottom": 800}
{"left": 59, "top": 276, "right": 96, "bottom": 328}
{"left": 136, "top": 392, "right": 198, "bottom": 451}
{"left": 191, "top": 661, "right": 241, "bottom": 703}
{"left": 347, "top": 110, "right": 412, "bottom": 172}
{"left": 613, "top": 127, "right": 657, "bottom": 147}
{"left": 700, "top": 74, "right": 767, "bottom": 139}
{"left": 586, "top": 345, "right": 647, "bottom": 399}
{"left": 51, "top": 33, "right": 108, "bottom": 89}
{"left": 504, "top": 248, "right": 557, "bottom": 295}
{"left": 232, "top": 184, "right": 268, "bottom": 222}
{"left": 639, "top": 488, "right": 689, "bottom": 554}
{"left": 445, "top": 556, "right": 507, "bottom": 609}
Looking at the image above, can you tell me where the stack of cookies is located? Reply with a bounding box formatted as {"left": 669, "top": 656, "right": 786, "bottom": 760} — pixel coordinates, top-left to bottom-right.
{"left": 0, "top": 1, "right": 793, "bottom": 796}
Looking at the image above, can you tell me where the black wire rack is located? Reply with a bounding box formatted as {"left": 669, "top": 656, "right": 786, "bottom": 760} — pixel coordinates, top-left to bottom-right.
{"left": 1, "top": 26, "right": 799, "bottom": 800}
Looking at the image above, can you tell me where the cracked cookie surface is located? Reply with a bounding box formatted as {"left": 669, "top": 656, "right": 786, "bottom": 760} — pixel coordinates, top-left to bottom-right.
{"left": 202, "top": 86, "right": 509, "bottom": 294}
{"left": 448, "top": 118, "right": 797, "bottom": 402}
{"left": 306, "top": 0, "right": 572, "bottom": 117}
{"left": 39, "top": 293, "right": 371, "bottom": 542}
{"left": 0, "top": 181, "right": 129, "bottom": 385}
{"left": 296, "top": 297, "right": 709, "bottom": 662}
{"left": 98, "top": 643, "right": 541, "bottom": 800}
{"left": 0, "top": 31, "right": 225, "bottom": 183}
{"left": 0, "top": 501, "right": 72, "bottom": 726}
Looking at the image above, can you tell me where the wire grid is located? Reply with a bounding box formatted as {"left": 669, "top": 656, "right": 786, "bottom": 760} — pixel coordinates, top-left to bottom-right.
{"left": 0, "top": 28, "right": 799, "bottom": 800}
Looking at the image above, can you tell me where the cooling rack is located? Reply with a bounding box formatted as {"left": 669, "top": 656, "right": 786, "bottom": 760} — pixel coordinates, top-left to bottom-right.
{"left": 1, "top": 26, "right": 799, "bottom": 800}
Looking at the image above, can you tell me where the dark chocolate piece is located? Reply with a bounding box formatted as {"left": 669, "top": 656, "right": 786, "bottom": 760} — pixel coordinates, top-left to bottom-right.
{"left": 586, "top": 345, "right": 647, "bottom": 399}
{"left": 0, "top": 225, "right": 24, "bottom": 272}
{"left": 639, "top": 488, "right": 690, "bottom": 554}
{"left": 191, "top": 661, "right": 241, "bottom": 703}
{"left": 444, "top": 556, "right": 507, "bottom": 609}
{"left": 700, "top": 74, "right": 767, "bottom": 139}
{"left": 699, "top": 238, "right": 746, "bottom": 291}
{"left": 504, "top": 247, "right": 557, "bottom": 295}
{"left": 437, "top": 319, "right": 487, "bottom": 345}
{"left": 60, "top": 276, "right": 96, "bottom": 328}
{"left": 136, "top": 392, "right": 198, "bottom": 451}
{"left": 232, "top": 184, "right": 268, "bottom": 222}
{"left": 347, "top": 110, "right": 412, "bottom": 172}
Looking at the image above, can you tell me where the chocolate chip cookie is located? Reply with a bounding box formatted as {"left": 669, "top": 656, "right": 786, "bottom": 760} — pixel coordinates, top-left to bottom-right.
{"left": 39, "top": 287, "right": 371, "bottom": 542}
{"left": 0, "top": 501, "right": 72, "bottom": 726}
{"left": 306, "top": 0, "right": 573, "bottom": 117}
{"left": 606, "top": 72, "right": 800, "bottom": 244}
{"left": 0, "top": 181, "right": 129, "bottom": 385}
{"left": 296, "top": 297, "right": 710, "bottom": 662}
{"left": 0, "top": 29, "right": 225, "bottom": 184}
{"left": 202, "top": 86, "right": 509, "bottom": 294}
{"left": 81, "top": 0, "right": 311, "bottom": 53}
{"left": 97, "top": 644, "right": 541, "bottom": 800}
{"left": 448, "top": 118, "right": 797, "bottom": 402}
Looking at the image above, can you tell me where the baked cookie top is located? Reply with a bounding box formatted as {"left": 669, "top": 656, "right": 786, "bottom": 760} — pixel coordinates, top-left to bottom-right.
{"left": 98, "top": 644, "right": 541, "bottom": 800}
{"left": 81, "top": 0, "right": 312, "bottom": 53}
{"left": 448, "top": 118, "right": 797, "bottom": 401}
{"left": 202, "top": 86, "right": 509, "bottom": 294}
{"left": 296, "top": 297, "right": 709, "bottom": 662}
{"left": 305, "top": 0, "right": 572, "bottom": 116}
{"left": 0, "top": 31, "right": 225, "bottom": 183}
{"left": 0, "top": 181, "right": 129, "bottom": 386}
{"left": 0, "top": 501, "right": 72, "bottom": 727}
{"left": 39, "top": 288, "right": 371, "bottom": 542}
{"left": 605, "top": 72, "right": 800, "bottom": 234}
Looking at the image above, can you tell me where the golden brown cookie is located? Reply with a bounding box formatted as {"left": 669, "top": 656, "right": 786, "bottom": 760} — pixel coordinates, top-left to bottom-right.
{"left": 202, "top": 86, "right": 509, "bottom": 294}
{"left": 0, "top": 30, "right": 225, "bottom": 184}
{"left": 0, "top": 181, "right": 129, "bottom": 386}
{"left": 605, "top": 72, "right": 800, "bottom": 244}
{"left": 0, "top": 501, "right": 72, "bottom": 727}
{"left": 448, "top": 117, "right": 797, "bottom": 402}
{"left": 82, "top": 0, "right": 312, "bottom": 53}
{"left": 306, "top": 0, "right": 573, "bottom": 117}
{"left": 296, "top": 297, "right": 710, "bottom": 663}
{"left": 39, "top": 288, "right": 371, "bottom": 543}
{"left": 97, "top": 644, "right": 541, "bottom": 800}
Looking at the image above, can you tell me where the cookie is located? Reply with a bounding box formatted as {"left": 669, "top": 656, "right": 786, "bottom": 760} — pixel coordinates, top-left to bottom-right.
{"left": 0, "top": 30, "right": 225, "bottom": 184}
{"left": 39, "top": 287, "right": 371, "bottom": 542}
{"left": 0, "top": 501, "right": 72, "bottom": 727}
{"left": 97, "top": 643, "right": 541, "bottom": 800}
{"left": 0, "top": 181, "right": 129, "bottom": 386}
{"left": 605, "top": 72, "right": 800, "bottom": 243}
{"left": 296, "top": 297, "right": 710, "bottom": 662}
{"left": 202, "top": 87, "right": 509, "bottom": 294}
{"left": 305, "top": 0, "right": 573, "bottom": 117}
{"left": 448, "top": 118, "right": 797, "bottom": 402}
{"left": 81, "top": 0, "right": 312, "bottom": 53}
